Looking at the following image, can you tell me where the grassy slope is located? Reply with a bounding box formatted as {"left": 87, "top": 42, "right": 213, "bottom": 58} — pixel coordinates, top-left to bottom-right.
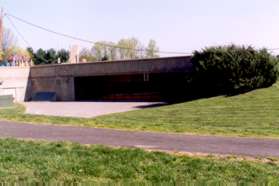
{"left": 0, "top": 139, "right": 278, "bottom": 183}
{"left": 0, "top": 83, "right": 279, "bottom": 138}
{"left": 94, "top": 83, "right": 279, "bottom": 137}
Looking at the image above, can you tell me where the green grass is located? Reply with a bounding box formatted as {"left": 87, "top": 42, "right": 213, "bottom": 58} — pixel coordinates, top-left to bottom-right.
{"left": 1, "top": 83, "right": 279, "bottom": 138}
{"left": 94, "top": 83, "right": 279, "bottom": 137}
{"left": 0, "top": 138, "right": 278, "bottom": 183}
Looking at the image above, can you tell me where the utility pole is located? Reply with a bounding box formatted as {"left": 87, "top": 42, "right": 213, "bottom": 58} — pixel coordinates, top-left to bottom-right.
{"left": 0, "top": 8, "right": 4, "bottom": 56}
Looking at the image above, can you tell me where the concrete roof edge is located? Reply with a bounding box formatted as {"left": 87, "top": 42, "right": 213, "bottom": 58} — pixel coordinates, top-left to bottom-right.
{"left": 30, "top": 56, "right": 193, "bottom": 69}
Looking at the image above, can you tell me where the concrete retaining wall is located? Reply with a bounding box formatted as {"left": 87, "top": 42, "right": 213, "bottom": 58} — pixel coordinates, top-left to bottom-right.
{"left": 30, "top": 56, "right": 192, "bottom": 77}
{"left": 0, "top": 56, "right": 193, "bottom": 102}
{"left": 0, "top": 67, "right": 31, "bottom": 102}
{"left": 29, "top": 56, "right": 192, "bottom": 101}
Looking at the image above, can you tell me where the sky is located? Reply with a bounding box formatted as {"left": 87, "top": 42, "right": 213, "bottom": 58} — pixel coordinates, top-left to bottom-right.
{"left": 1, "top": 0, "right": 279, "bottom": 55}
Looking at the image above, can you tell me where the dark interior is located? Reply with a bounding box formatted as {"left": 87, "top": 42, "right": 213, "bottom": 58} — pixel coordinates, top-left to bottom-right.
{"left": 74, "top": 73, "right": 185, "bottom": 101}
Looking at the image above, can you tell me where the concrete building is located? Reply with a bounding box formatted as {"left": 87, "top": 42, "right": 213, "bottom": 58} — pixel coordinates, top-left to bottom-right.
{"left": 69, "top": 45, "right": 80, "bottom": 64}
{"left": 0, "top": 56, "right": 193, "bottom": 102}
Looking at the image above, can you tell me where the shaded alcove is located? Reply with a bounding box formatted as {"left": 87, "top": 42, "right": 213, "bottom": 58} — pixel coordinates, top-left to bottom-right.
{"left": 74, "top": 73, "right": 186, "bottom": 102}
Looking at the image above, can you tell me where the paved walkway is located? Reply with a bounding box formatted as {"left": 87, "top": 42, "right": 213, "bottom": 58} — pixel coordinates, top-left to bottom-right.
{"left": 0, "top": 120, "right": 279, "bottom": 157}
{"left": 23, "top": 102, "right": 164, "bottom": 118}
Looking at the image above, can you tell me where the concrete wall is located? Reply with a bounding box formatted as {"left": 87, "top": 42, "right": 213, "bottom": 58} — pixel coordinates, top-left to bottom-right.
{"left": 0, "top": 67, "right": 30, "bottom": 102}
{"left": 30, "top": 56, "right": 192, "bottom": 77}
{"left": 0, "top": 56, "right": 193, "bottom": 102}
{"left": 29, "top": 56, "right": 193, "bottom": 101}
{"left": 30, "top": 76, "right": 75, "bottom": 101}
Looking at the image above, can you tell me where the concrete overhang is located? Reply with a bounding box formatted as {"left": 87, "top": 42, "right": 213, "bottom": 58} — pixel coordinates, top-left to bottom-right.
{"left": 29, "top": 56, "right": 193, "bottom": 78}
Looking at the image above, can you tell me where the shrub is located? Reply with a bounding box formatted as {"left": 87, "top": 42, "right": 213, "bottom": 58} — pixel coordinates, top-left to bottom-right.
{"left": 190, "top": 45, "right": 279, "bottom": 95}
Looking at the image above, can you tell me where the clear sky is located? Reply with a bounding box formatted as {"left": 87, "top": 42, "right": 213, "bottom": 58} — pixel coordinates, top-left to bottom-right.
{"left": 1, "top": 0, "right": 279, "bottom": 55}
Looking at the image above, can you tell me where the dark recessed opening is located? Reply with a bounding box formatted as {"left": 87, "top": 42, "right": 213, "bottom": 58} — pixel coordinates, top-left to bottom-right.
{"left": 74, "top": 73, "right": 185, "bottom": 101}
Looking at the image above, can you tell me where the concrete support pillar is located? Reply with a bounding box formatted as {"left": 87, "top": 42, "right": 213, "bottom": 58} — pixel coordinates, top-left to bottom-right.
{"left": 55, "top": 76, "right": 75, "bottom": 101}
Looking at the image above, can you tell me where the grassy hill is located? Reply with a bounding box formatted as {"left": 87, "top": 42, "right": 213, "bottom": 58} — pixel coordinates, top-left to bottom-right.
{"left": 1, "top": 82, "right": 279, "bottom": 138}
{"left": 94, "top": 82, "right": 279, "bottom": 137}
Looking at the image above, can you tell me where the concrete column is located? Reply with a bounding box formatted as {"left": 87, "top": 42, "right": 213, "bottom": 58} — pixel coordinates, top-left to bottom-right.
{"left": 55, "top": 76, "right": 75, "bottom": 101}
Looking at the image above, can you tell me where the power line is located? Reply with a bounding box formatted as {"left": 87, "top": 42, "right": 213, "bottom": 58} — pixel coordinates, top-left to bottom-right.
{"left": 6, "top": 13, "right": 192, "bottom": 55}
{"left": 4, "top": 12, "right": 51, "bottom": 63}
{"left": 6, "top": 15, "right": 30, "bottom": 46}
{"left": 4, "top": 12, "right": 279, "bottom": 55}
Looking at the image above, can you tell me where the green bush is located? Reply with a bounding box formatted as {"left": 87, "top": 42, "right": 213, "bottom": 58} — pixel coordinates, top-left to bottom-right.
{"left": 191, "top": 45, "right": 279, "bottom": 95}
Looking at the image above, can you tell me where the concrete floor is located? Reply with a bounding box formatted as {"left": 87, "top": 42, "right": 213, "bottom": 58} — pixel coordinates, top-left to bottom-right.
{"left": 23, "top": 102, "right": 164, "bottom": 118}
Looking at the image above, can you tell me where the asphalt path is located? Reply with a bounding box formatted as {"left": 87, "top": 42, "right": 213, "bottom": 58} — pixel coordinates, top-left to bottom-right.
{"left": 0, "top": 120, "right": 279, "bottom": 157}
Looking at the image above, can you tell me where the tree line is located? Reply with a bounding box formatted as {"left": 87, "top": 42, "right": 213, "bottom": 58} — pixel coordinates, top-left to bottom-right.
{"left": 26, "top": 38, "right": 159, "bottom": 65}
{"left": 0, "top": 27, "right": 160, "bottom": 66}
{"left": 0, "top": 28, "right": 31, "bottom": 63}
{"left": 27, "top": 48, "right": 69, "bottom": 65}
{"left": 80, "top": 38, "right": 159, "bottom": 62}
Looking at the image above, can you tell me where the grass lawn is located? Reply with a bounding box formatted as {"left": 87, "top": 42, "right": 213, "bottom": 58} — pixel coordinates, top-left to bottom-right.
{"left": 0, "top": 138, "right": 278, "bottom": 183}
{"left": 94, "top": 83, "right": 279, "bottom": 138}
{"left": 1, "top": 83, "right": 279, "bottom": 138}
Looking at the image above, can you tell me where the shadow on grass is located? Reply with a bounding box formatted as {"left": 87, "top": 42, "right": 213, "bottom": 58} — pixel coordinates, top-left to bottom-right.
{"left": 133, "top": 103, "right": 170, "bottom": 109}
{"left": 132, "top": 84, "right": 276, "bottom": 109}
